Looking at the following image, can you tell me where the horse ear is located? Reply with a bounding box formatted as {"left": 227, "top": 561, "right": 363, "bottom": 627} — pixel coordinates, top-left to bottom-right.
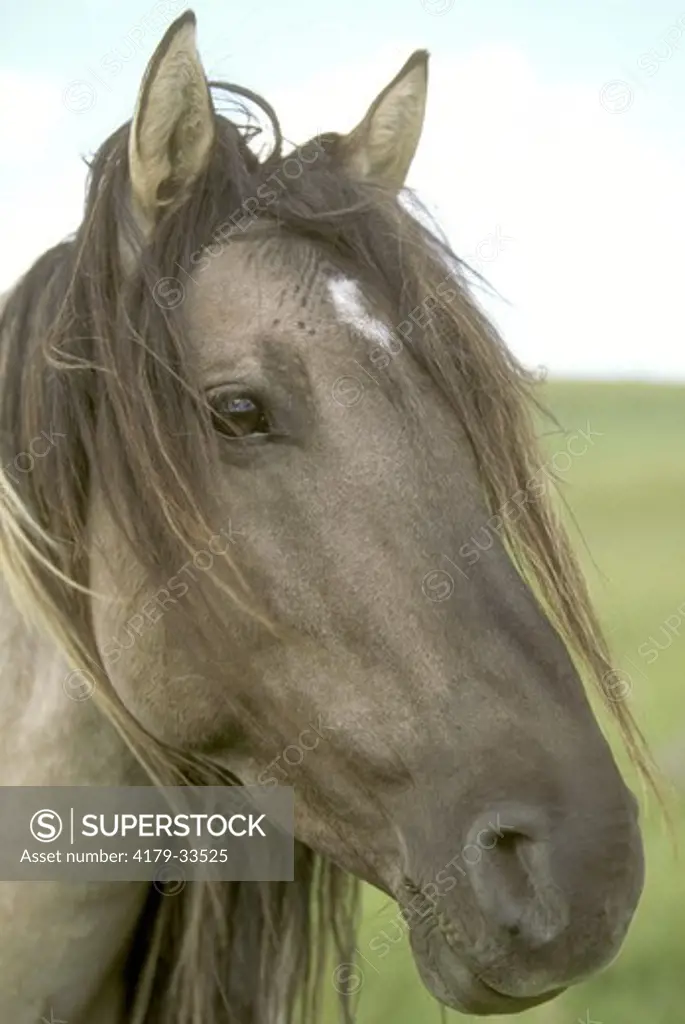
{"left": 128, "top": 10, "right": 214, "bottom": 237}
{"left": 335, "top": 50, "right": 428, "bottom": 188}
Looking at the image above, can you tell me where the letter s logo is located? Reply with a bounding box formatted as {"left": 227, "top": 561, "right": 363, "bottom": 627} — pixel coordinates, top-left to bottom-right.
{"left": 30, "top": 809, "right": 63, "bottom": 842}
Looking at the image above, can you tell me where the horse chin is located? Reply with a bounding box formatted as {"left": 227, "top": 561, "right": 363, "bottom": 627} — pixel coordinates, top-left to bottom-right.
{"left": 409, "top": 925, "right": 565, "bottom": 1016}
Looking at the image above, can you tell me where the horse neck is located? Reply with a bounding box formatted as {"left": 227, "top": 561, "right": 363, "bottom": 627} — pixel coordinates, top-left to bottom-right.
{"left": 0, "top": 582, "right": 151, "bottom": 1024}
{"left": 0, "top": 579, "right": 142, "bottom": 787}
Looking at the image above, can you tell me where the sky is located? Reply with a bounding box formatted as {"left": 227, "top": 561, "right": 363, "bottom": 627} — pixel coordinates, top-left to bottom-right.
{"left": 1, "top": 0, "right": 684, "bottom": 379}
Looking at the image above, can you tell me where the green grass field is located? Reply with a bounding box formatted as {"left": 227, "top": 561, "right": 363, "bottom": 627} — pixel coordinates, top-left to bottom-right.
{"left": 325, "top": 381, "right": 685, "bottom": 1024}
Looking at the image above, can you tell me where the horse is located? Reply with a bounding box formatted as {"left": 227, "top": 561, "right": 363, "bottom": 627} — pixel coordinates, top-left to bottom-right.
{"left": 0, "top": 9, "right": 655, "bottom": 1023}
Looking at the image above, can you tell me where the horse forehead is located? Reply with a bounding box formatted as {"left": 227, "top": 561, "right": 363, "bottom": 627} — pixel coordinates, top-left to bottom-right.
{"left": 188, "top": 238, "right": 333, "bottom": 320}
{"left": 326, "top": 275, "right": 395, "bottom": 351}
{"left": 184, "top": 242, "right": 389, "bottom": 355}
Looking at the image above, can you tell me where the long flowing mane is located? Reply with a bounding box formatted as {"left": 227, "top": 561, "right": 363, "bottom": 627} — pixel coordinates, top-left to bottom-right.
{"left": 0, "top": 78, "right": 658, "bottom": 1023}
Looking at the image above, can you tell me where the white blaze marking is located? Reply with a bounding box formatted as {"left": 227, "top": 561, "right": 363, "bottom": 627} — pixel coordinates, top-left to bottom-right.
{"left": 327, "top": 276, "right": 395, "bottom": 351}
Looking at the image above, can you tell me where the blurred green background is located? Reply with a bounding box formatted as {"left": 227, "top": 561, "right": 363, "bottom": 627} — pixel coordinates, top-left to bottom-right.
{"left": 326, "top": 381, "right": 685, "bottom": 1024}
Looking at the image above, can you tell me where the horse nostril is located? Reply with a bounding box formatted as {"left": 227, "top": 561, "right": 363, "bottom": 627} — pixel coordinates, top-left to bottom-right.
{"left": 464, "top": 807, "right": 568, "bottom": 948}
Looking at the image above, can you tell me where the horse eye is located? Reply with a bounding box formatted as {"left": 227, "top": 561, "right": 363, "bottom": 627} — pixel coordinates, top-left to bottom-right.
{"left": 208, "top": 391, "right": 271, "bottom": 438}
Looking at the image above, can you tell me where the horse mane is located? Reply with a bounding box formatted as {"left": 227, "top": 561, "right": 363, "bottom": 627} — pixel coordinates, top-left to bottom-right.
{"left": 0, "top": 76, "right": 659, "bottom": 1023}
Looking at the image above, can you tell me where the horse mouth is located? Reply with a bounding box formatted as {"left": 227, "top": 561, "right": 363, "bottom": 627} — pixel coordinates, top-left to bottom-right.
{"left": 411, "top": 923, "right": 566, "bottom": 1015}
{"left": 440, "top": 976, "right": 564, "bottom": 1016}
